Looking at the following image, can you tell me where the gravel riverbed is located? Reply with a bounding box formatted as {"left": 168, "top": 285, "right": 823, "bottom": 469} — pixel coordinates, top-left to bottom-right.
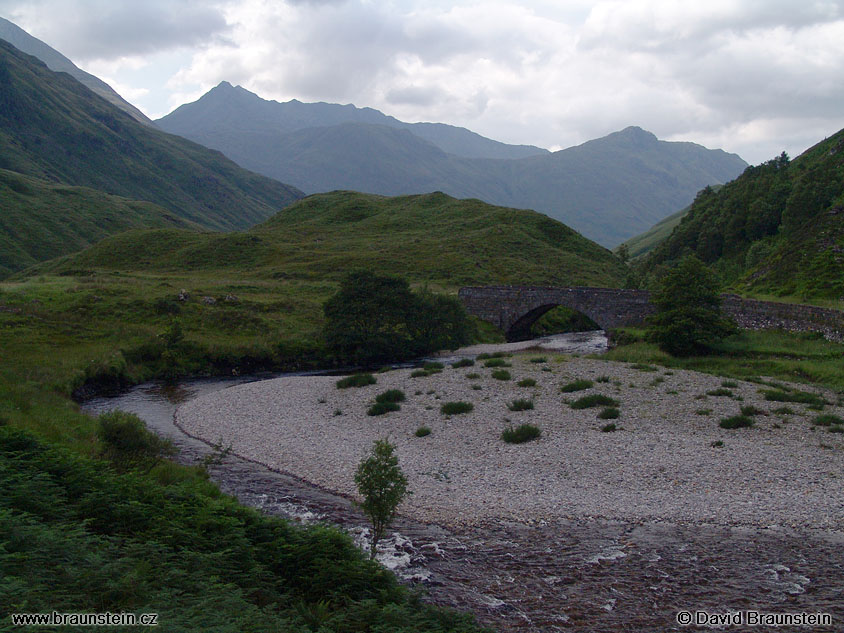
{"left": 176, "top": 355, "right": 844, "bottom": 530}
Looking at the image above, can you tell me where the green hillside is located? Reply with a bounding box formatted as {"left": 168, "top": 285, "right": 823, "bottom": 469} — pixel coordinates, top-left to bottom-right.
{"left": 620, "top": 206, "right": 689, "bottom": 261}
{"left": 36, "top": 190, "right": 627, "bottom": 287}
{"left": 0, "top": 39, "right": 302, "bottom": 234}
{"left": 621, "top": 186, "right": 726, "bottom": 261}
{"left": 641, "top": 128, "right": 844, "bottom": 303}
{"left": 0, "top": 168, "right": 201, "bottom": 277}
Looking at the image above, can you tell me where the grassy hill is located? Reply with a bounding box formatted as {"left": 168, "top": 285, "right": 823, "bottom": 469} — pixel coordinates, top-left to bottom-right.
{"left": 640, "top": 128, "right": 844, "bottom": 303}
{"left": 0, "top": 39, "right": 303, "bottom": 235}
{"left": 0, "top": 168, "right": 201, "bottom": 277}
{"left": 36, "top": 190, "right": 627, "bottom": 287}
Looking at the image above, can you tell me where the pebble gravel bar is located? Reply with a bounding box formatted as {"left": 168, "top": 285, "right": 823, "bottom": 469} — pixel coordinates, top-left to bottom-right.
{"left": 176, "top": 355, "right": 844, "bottom": 530}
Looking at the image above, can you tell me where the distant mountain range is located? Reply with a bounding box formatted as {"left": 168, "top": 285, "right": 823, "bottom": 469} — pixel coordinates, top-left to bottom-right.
{"left": 158, "top": 82, "right": 748, "bottom": 246}
{"left": 159, "top": 82, "right": 547, "bottom": 161}
{"left": 0, "top": 16, "right": 154, "bottom": 127}
{"left": 0, "top": 39, "right": 302, "bottom": 233}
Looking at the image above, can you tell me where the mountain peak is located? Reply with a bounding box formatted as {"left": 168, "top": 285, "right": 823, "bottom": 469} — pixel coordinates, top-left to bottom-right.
{"left": 613, "top": 126, "right": 658, "bottom": 144}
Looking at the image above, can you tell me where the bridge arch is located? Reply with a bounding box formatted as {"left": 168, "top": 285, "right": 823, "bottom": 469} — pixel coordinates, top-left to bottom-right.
{"left": 507, "top": 303, "right": 601, "bottom": 341}
{"left": 458, "top": 286, "right": 655, "bottom": 342}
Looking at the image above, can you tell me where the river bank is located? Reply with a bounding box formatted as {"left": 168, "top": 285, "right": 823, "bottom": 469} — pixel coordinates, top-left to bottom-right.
{"left": 83, "top": 334, "right": 844, "bottom": 631}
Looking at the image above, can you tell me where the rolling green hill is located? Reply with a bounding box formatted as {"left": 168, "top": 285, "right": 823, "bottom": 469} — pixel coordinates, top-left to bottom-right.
{"left": 0, "top": 39, "right": 303, "bottom": 236}
{"left": 0, "top": 168, "right": 202, "bottom": 277}
{"left": 640, "top": 128, "right": 844, "bottom": 302}
{"left": 34, "top": 190, "right": 627, "bottom": 288}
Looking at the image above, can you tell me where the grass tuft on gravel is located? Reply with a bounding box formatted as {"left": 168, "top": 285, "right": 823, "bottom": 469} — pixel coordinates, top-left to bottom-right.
{"left": 337, "top": 373, "right": 376, "bottom": 389}
{"left": 501, "top": 424, "right": 541, "bottom": 444}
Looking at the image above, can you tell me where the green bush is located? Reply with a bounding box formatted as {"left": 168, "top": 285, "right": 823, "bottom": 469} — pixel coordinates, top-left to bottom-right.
{"left": 740, "top": 405, "right": 767, "bottom": 416}
{"left": 761, "top": 389, "right": 825, "bottom": 406}
{"left": 597, "top": 407, "right": 620, "bottom": 419}
{"left": 596, "top": 375, "right": 611, "bottom": 383}
{"left": 571, "top": 394, "right": 619, "bottom": 409}
{"left": 631, "top": 363, "right": 657, "bottom": 372}
{"left": 706, "top": 388, "right": 733, "bottom": 397}
{"left": 773, "top": 406, "right": 795, "bottom": 415}
{"left": 560, "top": 379, "right": 593, "bottom": 393}
{"left": 410, "top": 369, "right": 431, "bottom": 378}
{"left": 441, "top": 401, "right": 473, "bottom": 415}
{"left": 415, "top": 426, "right": 432, "bottom": 437}
{"left": 507, "top": 399, "right": 534, "bottom": 411}
{"left": 721, "top": 380, "right": 739, "bottom": 388}
{"left": 375, "top": 389, "right": 406, "bottom": 404}
{"left": 96, "top": 410, "right": 175, "bottom": 472}
{"left": 491, "top": 369, "right": 511, "bottom": 381}
{"left": 483, "top": 358, "right": 511, "bottom": 368}
{"left": 529, "top": 356, "right": 547, "bottom": 363}
{"left": 600, "top": 423, "right": 618, "bottom": 432}
{"left": 517, "top": 378, "right": 536, "bottom": 387}
{"left": 451, "top": 358, "right": 474, "bottom": 368}
{"left": 466, "top": 372, "right": 480, "bottom": 379}
{"left": 813, "top": 414, "right": 844, "bottom": 427}
{"left": 422, "top": 361, "right": 444, "bottom": 372}
{"left": 501, "top": 424, "right": 541, "bottom": 444}
{"left": 719, "top": 415, "right": 754, "bottom": 429}
{"left": 367, "top": 401, "right": 400, "bottom": 416}
{"left": 696, "top": 408, "right": 713, "bottom": 415}
{"left": 477, "top": 352, "right": 509, "bottom": 360}
{"left": 336, "top": 373, "right": 376, "bottom": 389}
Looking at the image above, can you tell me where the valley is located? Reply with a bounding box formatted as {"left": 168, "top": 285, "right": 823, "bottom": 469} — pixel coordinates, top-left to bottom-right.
{"left": 1, "top": 12, "right": 843, "bottom": 633}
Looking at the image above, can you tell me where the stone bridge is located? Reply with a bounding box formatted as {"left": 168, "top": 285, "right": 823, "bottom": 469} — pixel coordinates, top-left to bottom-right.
{"left": 458, "top": 286, "right": 844, "bottom": 342}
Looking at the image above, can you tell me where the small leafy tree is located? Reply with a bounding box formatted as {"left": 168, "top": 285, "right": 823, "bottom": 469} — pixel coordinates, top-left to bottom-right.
{"left": 647, "top": 255, "right": 736, "bottom": 356}
{"left": 354, "top": 439, "right": 409, "bottom": 560}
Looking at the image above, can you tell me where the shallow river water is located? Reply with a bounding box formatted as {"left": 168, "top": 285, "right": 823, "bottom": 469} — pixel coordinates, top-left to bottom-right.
{"left": 81, "top": 332, "right": 844, "bottom": 632}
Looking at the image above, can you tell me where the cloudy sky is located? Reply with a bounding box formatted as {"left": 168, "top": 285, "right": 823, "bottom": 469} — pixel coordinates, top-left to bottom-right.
{"left": 2, "top": 0, "right": 843, "bottom": 164}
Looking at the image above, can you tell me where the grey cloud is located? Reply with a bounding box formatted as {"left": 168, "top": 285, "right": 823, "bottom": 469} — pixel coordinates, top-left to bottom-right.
{"left": 385, "top": 84, "right": 448, "bottom": 106}
{"left": 5, "top": 0, "right": 230, "bottom": 60}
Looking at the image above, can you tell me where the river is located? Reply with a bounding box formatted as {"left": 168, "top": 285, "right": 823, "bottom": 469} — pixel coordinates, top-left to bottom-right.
{"left": 81, "top": 331, "right": 843, "bottom": 632}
